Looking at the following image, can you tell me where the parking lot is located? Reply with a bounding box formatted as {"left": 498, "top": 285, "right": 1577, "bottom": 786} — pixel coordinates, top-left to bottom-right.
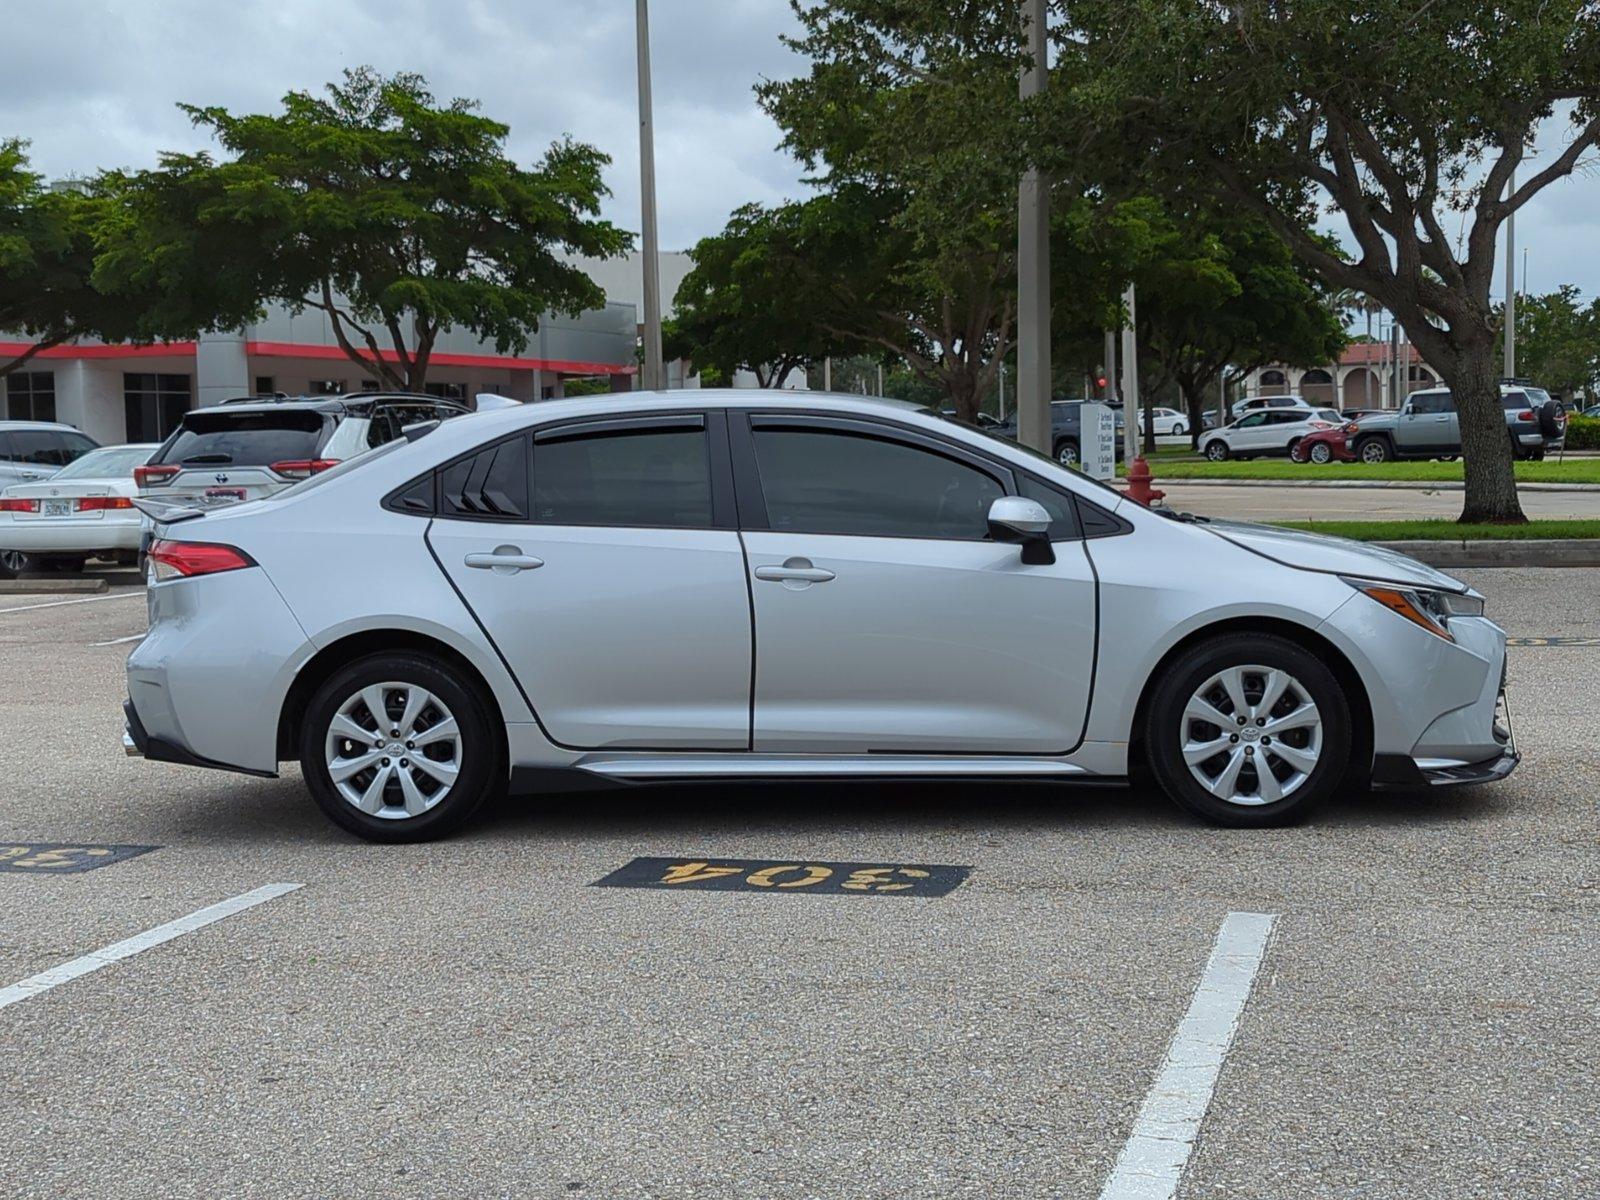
{"left": 1, "top": 568, "right": 1596, "bottom": 1200}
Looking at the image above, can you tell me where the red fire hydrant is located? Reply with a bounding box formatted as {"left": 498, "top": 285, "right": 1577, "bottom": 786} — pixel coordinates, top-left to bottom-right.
{"left": 1122, "top": 455, "right": 1165, "bottom": 507}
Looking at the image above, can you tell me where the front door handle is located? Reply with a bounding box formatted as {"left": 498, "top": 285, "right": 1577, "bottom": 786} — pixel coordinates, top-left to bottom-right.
{"left": 754, "top": 557, "right": 835, "bottom": 585}
{"left": 464, "top": 546, "right": 545, "bottom": 574}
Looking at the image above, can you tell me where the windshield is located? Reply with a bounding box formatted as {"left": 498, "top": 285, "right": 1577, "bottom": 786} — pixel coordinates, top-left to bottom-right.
{"left": 50, "top": 445, "right": 157, "bottom": 480}
{"left": 159, "top": 411, "right": 325, "bottom": 466}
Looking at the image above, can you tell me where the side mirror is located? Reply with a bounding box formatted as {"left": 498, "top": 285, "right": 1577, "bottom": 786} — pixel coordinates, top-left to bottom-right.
{"left": 987, "top": 496, "right": 1055, "bottom": 565}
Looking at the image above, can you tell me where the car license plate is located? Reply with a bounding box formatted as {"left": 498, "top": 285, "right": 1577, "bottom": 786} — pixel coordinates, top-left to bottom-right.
{"left": 205, "top": 487, "right": 247, "bottom": 502}
{"left": 42, "top": 499, "right": 72, "bottom": 516}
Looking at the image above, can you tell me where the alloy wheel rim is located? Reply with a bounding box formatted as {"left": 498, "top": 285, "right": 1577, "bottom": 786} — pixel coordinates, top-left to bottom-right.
{"left": 1362, "top": 443, "right": 1384, "bottom": 463}
{"left": 0, "top": 549, "right": 27, "bottom": 573}
{"left": 1311, "top": 444, "right": 1332, "bottom": 463}
{"left": 1059, "top": 445, "right": 1078, "bottom": 465}
{"left": 1179, "top": 664, "right": 1322, "bottom": 806}
{"left": 324, "top": 682, "right": 462, "bottom": 820}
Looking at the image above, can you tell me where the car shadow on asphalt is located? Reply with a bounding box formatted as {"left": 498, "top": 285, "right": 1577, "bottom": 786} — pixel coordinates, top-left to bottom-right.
{"left": 152, "top": 772, "right": 1509, "bottom": 848}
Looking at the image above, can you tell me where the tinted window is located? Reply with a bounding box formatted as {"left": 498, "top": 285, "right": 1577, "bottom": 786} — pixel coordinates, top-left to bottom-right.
{"left": 1410, "top": 392, "right": 1453, "bottom": 414}
{"left": 160, "top": 411, "right": 324, "bottom": 466}
{"left": 440, "top": 436, "right": 529, "bottom": 520}
{"left": 1236, "top": 414, "right": 1268, "bottom": 428}
{"left": 753, "top": 429, "right": 1004, "bottom": 540}
{"left": 1017, "top": 475, "right": 1081, "bottom": 540}
{"left": 533, "top": 427, "right": 711, "bottom": 528}
{"left": 8, "top": 430, "right": 92, "bottom": 466}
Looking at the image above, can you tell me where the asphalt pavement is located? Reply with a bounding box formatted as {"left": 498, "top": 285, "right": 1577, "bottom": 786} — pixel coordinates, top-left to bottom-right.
{"left": 1, "top": 569, "right": 1595, "bottom": 1199}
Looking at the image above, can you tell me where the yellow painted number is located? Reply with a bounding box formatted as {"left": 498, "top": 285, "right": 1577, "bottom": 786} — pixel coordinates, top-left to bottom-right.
{"left": 746, "top": 864, "right": 833, "bottom": 888}
{"left": 841, "top": 867, "right": 931, "bottom": 892}
{"left": 10, "top": 847, "right": 107, "bottom": 869}
{"left": 659, "top": 861, "right": 745, "bottom": 885}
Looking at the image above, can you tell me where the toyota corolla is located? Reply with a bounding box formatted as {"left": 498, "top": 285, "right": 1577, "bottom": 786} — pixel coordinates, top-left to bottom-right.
{"left": 122, "top": 392, "right": 1517, "bottom": 841}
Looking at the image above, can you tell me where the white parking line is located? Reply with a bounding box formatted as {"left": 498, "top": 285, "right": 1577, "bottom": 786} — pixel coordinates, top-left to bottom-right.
{"left": 0, "top": 590, "right": 145, "bottom": 616}
{"left": 89, "top": 633, "right": 144, "bottom": 646}
{"left": 1097, "top": 911, "right": 1278, "bottom": 1200}
{"left": 0, "top": 883, "right": 302, "bottom": 1012}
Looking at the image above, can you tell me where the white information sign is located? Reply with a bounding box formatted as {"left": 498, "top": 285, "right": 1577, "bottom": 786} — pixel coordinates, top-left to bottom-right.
{"left": 1079, "top": 402, "right": 1116, "bottom": 480}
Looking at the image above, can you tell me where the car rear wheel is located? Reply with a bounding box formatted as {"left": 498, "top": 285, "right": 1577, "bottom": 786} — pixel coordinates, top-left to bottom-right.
{"left": 1287, "top": 437, "right": 1304, "bottom": 462}
{"left": 300, "top": 652, "right": 502, "bottom": 842}
{"left": 1309, "top": 442, "right": 1333, "bottom": 464}
{"left": 1144, "top": 634, "right": 1351, "bottom": 827}
{"left": 1054, "top": 439, "right": 1080, "bottom": 467}
{"left": 1356, "top": 437, "right": 1391, "bottom": 464}
{"left": 1204, "top": 440, "right": 1229, "bottom": 461}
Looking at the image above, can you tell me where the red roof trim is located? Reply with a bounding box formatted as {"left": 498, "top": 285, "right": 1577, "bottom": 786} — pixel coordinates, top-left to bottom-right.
{"left": 0, "top": 340, "right": 197, "bottom": 360}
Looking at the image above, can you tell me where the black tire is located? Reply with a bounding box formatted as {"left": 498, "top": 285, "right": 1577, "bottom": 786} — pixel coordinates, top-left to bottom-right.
{"left": 0, "top": 548, "right": 36, "bottom": 579}
{"left": 1528, "top": 448, "right": 1545, "bottom": 462}
{"left": 1054, "top": 438, "right": 1080, "bottom": 467}
{"left": 1355, "top": 436, "right": 1391, "bottom": 464}
{"left": 1204, "top": 439, "right": 1229, "bottom": 461}
{"left": 1143, "top": 633, "right": 1352, "bottom": 827}
{"left": 1286, "top": 437, "right": 1303, "bottom": 460}
{"left": 1536, "top": 400, "right": 1561, "bottom": 438}
{"left": 299, "top": 651, "right": 503, "bottom": 842}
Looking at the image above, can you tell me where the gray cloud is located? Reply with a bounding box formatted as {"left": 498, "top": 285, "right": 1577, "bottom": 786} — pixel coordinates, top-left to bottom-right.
{"left": 6, "top": 2, "right": 1598, "bottom": 301}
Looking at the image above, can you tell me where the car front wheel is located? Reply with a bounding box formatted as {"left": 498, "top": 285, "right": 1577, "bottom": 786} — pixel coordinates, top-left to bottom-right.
{"left": 300, "top": 652, "right": 502, "bottom": 842}
{"left": 1144, "top": 633, "right": 1351, "bottom": 827}
{"left": 1356, "top": 437, "right": 1391, "bottom": 464}
{"left": 1309, "top": 442, "right": 1333, "bottom": 464}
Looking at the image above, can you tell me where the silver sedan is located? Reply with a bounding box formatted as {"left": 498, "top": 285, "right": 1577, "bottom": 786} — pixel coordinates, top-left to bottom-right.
{"left": 123, "top": 392, "right": 1516, "bottom": 841}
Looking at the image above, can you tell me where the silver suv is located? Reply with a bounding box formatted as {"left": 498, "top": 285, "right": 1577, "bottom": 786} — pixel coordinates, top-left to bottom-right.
{"left": 0, "top": 421, "right": 100, "bottom": 489}
{"left": 1346, "top": 383, "right": 1566, "bottom": 463}
{"left": 123, "top": 391, "right": 1517, "bottom": 842}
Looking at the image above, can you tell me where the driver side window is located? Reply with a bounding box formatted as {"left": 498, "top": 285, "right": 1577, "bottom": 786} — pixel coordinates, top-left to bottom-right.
{"left": 750, "top": 428, "right": 1005, "bottom": 540}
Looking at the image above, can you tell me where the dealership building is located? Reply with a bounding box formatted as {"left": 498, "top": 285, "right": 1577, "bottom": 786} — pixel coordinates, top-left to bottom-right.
{"left": 0, "top": 297, "right": 638, "bottom": 446}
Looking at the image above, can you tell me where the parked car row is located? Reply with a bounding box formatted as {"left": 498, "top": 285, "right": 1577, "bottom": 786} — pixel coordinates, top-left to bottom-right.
{"left": 1289, "top": 384, "right": 1567, "bottom": 464}
{"left": 0, "top": 393, "right": 474, "bottom": 576}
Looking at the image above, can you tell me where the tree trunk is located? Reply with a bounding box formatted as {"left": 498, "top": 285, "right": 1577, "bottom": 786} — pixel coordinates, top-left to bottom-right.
{"left": 1180, "top": 378, "right": 1205, "bottom": 451}
{"left": 944, "top": 368, "right": 982, "bottom": 424}
{"left": 1448, "top": 339, "right": 1526, "bottom": 524}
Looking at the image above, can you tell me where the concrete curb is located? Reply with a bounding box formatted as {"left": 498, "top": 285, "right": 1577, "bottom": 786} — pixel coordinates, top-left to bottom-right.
{"left": 0, "top": 577, "right": 110, "bottom": 594}
{"left": 1155, "top": 477, "right": 1600, "bottom": 492}
{"left": 1373, "top": 539, "right": 1600, "bottom": 568}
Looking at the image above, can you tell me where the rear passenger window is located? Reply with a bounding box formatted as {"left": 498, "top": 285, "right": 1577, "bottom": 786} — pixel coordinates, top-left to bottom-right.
{"left": 439, "top": 436, "right": 529, "bottom": 520}
{"left": 533, "top": 426, "right": 712, "bottom": 528}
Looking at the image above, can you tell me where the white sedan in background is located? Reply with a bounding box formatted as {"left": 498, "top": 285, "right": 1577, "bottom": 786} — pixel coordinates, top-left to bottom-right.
{"left": 1138, "top": 407, "right": 1190, "bottom": 436}
{"left": 0, "top": 444, "right": 158, "bottom": 576}
{"left": 1201, "top": 409, "right": 1342, "bottom": 461}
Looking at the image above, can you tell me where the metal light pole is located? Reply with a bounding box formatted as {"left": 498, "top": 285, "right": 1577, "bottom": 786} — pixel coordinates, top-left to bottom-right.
{"left": 1015, "top": 0, "right": 1051, "bottom": 453}
{"left": 1120, "top": 283, "right": 1164, "bottom": 505}
{"left": 1504, "top": 168, "right": 1516, "bottom": 379}
{"left": 635, "top": 0, "right": 665, "bottom": 391}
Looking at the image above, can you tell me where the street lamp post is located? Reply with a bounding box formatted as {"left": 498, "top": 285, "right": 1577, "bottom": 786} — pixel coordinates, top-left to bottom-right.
{"left": 635, "top": 0, "right": 665, "bottom": 392}
{"left": 1504, "top": 168, "right": 1516, "bottom": 379}
{"left": 1015, "top": 0, "right": 1051, "bottom": 453}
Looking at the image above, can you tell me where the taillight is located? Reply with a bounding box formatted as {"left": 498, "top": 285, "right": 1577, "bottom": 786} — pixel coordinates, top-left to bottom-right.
{"left": 146, "top": 539, "right": 257, "bottom": 581}
{"left": 134, "top": 464, "right": 180, "bottom": 488}
{"left": 269, "top": 459, "right": 340, "bottom": 480}
{"left": 1514, "top": 409, "right": 1534, "bottom": 421}
{"left": 76, "top": 496, "right": 134, "bottom": 511}
{"left": 0, "top": 498, "right": 39, "bottom": 513}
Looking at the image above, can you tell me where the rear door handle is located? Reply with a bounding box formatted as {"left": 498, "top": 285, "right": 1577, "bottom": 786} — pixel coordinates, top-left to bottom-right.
{"left": 754, "top": 557, "right": 835, "bottom": 584}
{"left": 464, "top": 547, "right": 544, "bottom": 574}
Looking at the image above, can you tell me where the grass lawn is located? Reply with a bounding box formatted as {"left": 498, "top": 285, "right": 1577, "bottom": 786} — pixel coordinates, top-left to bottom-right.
{"left": 1126, "top": 458, "right": 1600, "bottom": 484}
{"left": 1271, "top": 519, "right": 1600, "bottom": 541}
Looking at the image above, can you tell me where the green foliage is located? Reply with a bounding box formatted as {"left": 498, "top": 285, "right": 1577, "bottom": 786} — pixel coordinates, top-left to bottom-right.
{"left": 1495, "top": 286, "right": 1600, "bottom": 398}
{"left": 1565, "top": 414, "right": 1600, "bottom": 450}
{"left": 0, "top": 142, "right": 160, "bottom": 373}
{"left": 97, "top": 68, "right": 629, "bottom": 390}
{"left": 1060, "top": 0, "right": 1600, "bottom": 522}
{"left": 666, "top": 202, "right": 849, "bottom": 386}
{"left": 1275, "top": 519, "right": 1600, "bottom": 541}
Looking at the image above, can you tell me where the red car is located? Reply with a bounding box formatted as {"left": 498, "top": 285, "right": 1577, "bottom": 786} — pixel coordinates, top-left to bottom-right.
{"left": 1289, "top": 422, "right": 1361, "bottom": 464}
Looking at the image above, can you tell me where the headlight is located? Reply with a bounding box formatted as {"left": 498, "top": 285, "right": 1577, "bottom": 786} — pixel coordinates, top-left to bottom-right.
{"left": 1342, "top": 577, "right": 1484, "bottom": 641}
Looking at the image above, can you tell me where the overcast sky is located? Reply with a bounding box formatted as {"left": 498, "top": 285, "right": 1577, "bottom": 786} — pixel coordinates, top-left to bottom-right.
{"left": 6, "top": 0, "right": 1598, "bottom": 310}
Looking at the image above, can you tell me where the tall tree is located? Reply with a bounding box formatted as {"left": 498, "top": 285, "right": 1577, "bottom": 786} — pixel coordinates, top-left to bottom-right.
{"left": 97, "top": 68, "right": 629, "bottom": 391}
{"left": 665, "top": 202, "right": 848, "bottom": 387}
{"left": 757, "top": 4, "right": 1030, "bottom": 420}
{"left": 0, "top": 142, "right": 157, "bottom": 377}
{"left": 1499, "top": 285, "right": 1600, "bottom": 398}
{"left": 1059, "top": 0, "right": 1600, "bottom": 522}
